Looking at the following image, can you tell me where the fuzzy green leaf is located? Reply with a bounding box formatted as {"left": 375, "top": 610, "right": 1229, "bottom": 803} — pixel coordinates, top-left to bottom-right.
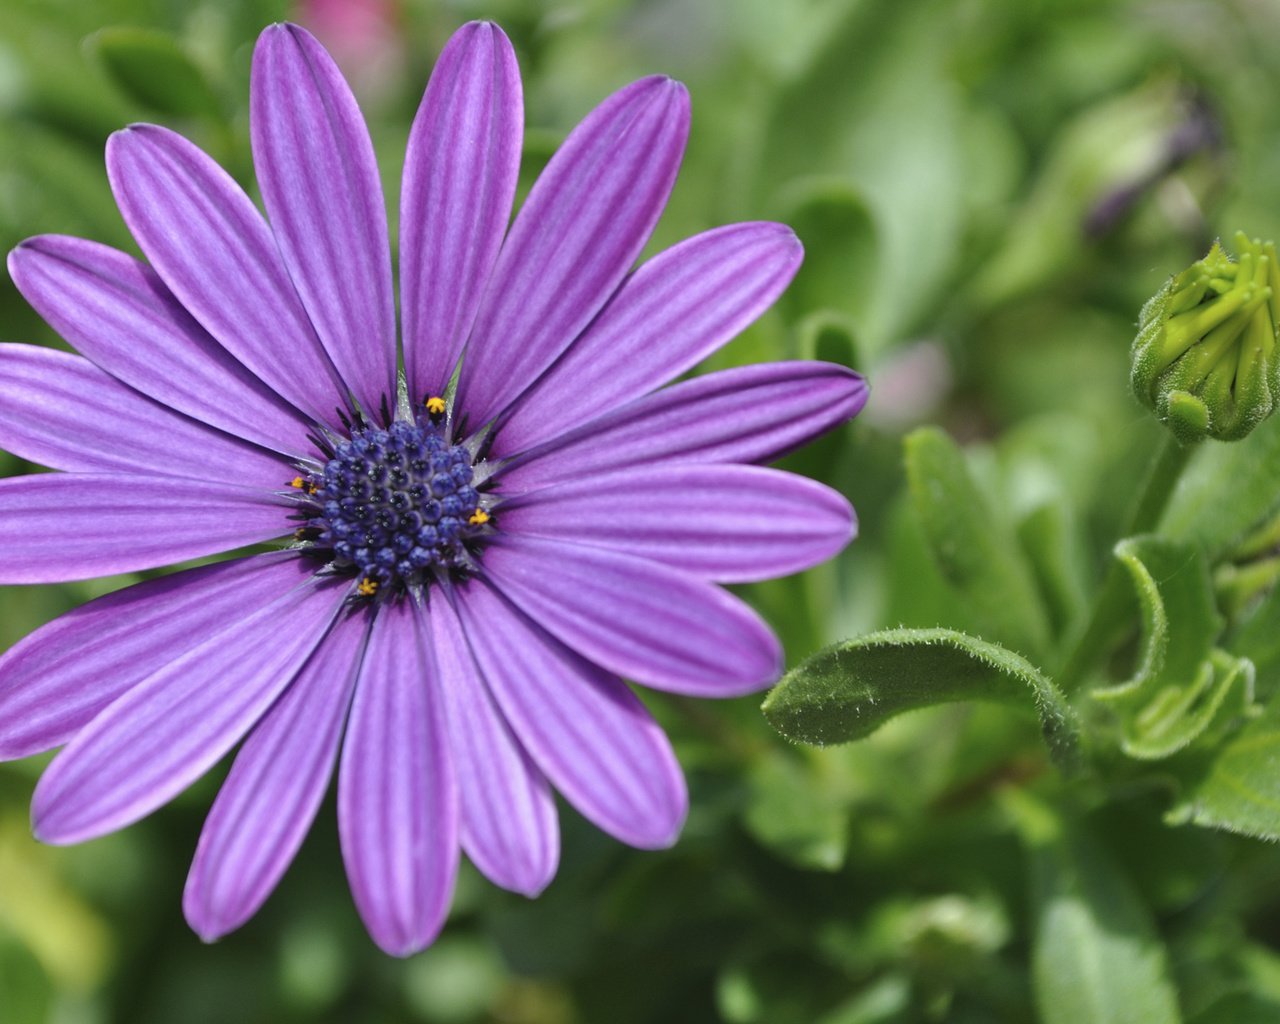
{"left": 1093, "top": 536, "right": 1252, "bottom": 759}
{"left": 904, "top": 427, "right": 1051, "bottom": 656}
{"left": 1167, "top": 690, "right": 1280, "bottom": 840}
{"left": 762, "top": 627, "right": 1078, "bottom": 768}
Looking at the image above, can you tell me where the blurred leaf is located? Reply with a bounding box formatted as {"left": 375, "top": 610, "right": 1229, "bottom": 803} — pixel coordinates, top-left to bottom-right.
{"left": 905, "top": 427, "right": 1050, "bottom": 657}
{"left": 1230, "top": 579, "right": 1280, "bottom": 682}
{"left": 0, "top": 118, "right": 127, "bottom": 248}
{"left": 1167, "top": 688, "right": 1280, "bottom": 841}
{"left": 86, "top": 27, "right": 223, "bottom": 119}
{"left": 1093, "top": 537, "right": 1253, "bottom": 759}
{"left": 778, "top": 180, "right": 877, "bottom": 328}
{"left": 716, "top": 965, "right": 763, "bottom": 1024}
{"left": 1161, "top": 412, "right": 1280, "bottom": 558}
{"left": 969, "top": 77, "right": 1185, "bottom": 310}
{"left": 815, "top": 974, "right": 912, "bottom": 1024}
{"left": 402, "top": 935, "right": 505, "bottom": 1022}
{"left": 762, "top": 627, "right": 1079, "bottom": 769}
{"left": 762, "top": 0, "right": 971, "bottom": 355}
{"left": 0, "top": 812, "right": 112, "bottom": 991}
{"left": 743, "top": 753, "right": 848, "bottom": 871}
{"left": 881, "top": 494, "right": 987, "bottom": 637}
{"left": 795, "top": 309, "right": 861, "bottom": 370}
{"left": 995, "top": 411, "right": 1105, "bottom": 528}
{"left": 1010, "top": 799, "right": 1182, "bottom": 1024}
{"left": 1016, "top": 503, "right": 1089, "bottom": 641}
{"left": 0, "top": 935, "right": 53, "bottom": 1024}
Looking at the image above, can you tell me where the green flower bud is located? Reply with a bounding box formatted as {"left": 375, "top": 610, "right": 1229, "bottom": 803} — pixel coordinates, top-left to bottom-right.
{"left": 1131, "top": 232, "right": 1280, "bottom": 443}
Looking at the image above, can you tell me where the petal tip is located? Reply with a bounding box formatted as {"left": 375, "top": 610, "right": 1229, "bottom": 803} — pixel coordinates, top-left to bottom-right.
{"left": 183, "top": 905, "right": 231, "bottom": 945}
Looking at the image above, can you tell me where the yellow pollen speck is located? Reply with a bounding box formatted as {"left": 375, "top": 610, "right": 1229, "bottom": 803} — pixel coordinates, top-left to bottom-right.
{"left": 468, "top": 508, "right": 490, "bottom": 526}
{"left": 356, "top": 577, "right": 379, "bottom": 597}
{"left": 425, "top": 396, "right": 446, "bottom": 415}
{"left": 289, "top": 476, "right": 305, "bottom": 489}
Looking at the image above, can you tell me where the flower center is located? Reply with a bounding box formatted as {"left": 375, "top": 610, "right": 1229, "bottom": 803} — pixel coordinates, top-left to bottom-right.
{"left": 290, "top": 411, "right": 490, "bottom": 597}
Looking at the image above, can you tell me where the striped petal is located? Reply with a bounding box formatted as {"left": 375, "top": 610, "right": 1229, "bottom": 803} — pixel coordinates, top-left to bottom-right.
{"left": 0, "top": 473, "right": 288, "bottom": 584}
{"left": 0, "top": 553, "right": 301, "bottom": 760}
{"left": 498, "top": 362, "right": 868, "bottom": 493}
{"left": 454, "top": 76, "right": 690, "bottom": 430}
{"left": 252, "top": 24, "right": 397, "bottom": 420}
{"left": 7, "top": 235, "right": 314, "bottom": 456}
{"left": 401, "top": 21, "right": 522, "bottom": 403}
{"left": 454, "top": 579, "right": 686, "bottom": 848}
{"left": 0, "top": 344, "right": 286, "bottom": 488}
{"left": 32, "top": 570, "right": 346, "bottom": 844}
{"left": 493, "top": 223, "right": 803, "bottom": 454}
{"left": 481, "top": 535, "right": 781, "bottom": 697}
{"left": 500, "top": 464, "right": 854, "bottom": 582}
{"left": 431, "top": 591, "right": 558, "bottom": 896}
{"left": 184, "top": 608, "right": 369, "bottom": 941}
{"left": 106, "top": 125, "right": 348, "bottom": 425}
{"left": 338, "top": 599, "right": 458, "bottom": 956}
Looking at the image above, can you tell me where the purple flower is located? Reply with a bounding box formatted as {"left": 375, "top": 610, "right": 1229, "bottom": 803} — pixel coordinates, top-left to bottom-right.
{"left": 0, "top": 22, "right": 866, "bottom": 955}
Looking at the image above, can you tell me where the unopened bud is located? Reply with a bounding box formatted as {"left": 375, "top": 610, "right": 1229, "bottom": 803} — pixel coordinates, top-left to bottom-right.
{"left": 1131, "top": 232, "right": 1280, "bottom": 443}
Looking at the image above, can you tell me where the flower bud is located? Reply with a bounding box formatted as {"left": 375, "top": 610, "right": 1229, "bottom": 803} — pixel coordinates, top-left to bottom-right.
{"left": 1131, "top": 232, "right": 1280, "bottom": 443}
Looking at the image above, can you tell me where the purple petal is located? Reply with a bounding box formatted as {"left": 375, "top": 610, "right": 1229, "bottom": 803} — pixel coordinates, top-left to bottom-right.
{"left": 401, "top": 21, "right": 522, "bottom": 403}
{"left": 498, "top": 361, "right": 868, "bottom": 493}
{"left": 106, "top": 125, "right": 348, "bottom": 425}
{"left": 0, "top": 344, "right": 286, "bottom": 487}
{"left": 251, "top": 24, "right": 397, "bottom": 419}
{"left": 493, "top": 223, "right": 803, "bottom": 454}
{"left": 480, "top": 535, "right": 781, "bottom": 696}
{"left": 32, "top": 569, "right": 345, "bottom": 844}
{"left": 0, "top": 473, "right": 288, "bottom": 584}
{"left": 453, "top": 579, "right": 686, "bottom": 848}
{"left": 338, "top": 600, "right": 458, "bottom": 956}
{"left": 0, "top": 553, "right": 302, "bottom": 760}
{"left": 184, "top": 609, "right": 369, "bottom": 941}
{"left": 7, "top": 236, "right": 314, "bottom": 456}
{"left": 453, "top": 76, "right": 690, "bottom": 430}
{"left": 501, "top": 464, "right": 854, "bottom": 582}
{"left": 430, "top": 591, "right": 558, "bottom": 896}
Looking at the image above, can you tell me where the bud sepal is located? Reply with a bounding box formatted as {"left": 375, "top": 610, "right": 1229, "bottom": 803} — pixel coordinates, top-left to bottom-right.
{"left": 1132, "top": 233, "right": 1280, "bottom": 443}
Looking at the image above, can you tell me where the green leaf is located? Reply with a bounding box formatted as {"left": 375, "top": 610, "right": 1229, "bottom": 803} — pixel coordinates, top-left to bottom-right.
{"left": 1093, "top": 537, "right": 1253, "bottom": 759}
{"left": 1231, "top": 579, "right": 1280, "bottom": 680}
{"left": 969, "top": 78, "right": 1184, "bottom": 310}
{"left": 1167, "top": 688, "right": 1280, "bottom": 840}
{"left": 778, "top": 180, "right": 877, "bottom": 327}
{"left": 742, "top": 753, "right": 849, "bottom": 871}
{"left": 86, "top": 27, "right": 223, "bottom": 119}
{"left": 1007, "top": 795, "right": 1183, "bottom": 1024}
{"left": 1017, "top": 502, "right": 1089, "bottom": 639}
{"left": 761, "top": 627, "right": 1079, "bottom": 769}
{"left": 795, "top": 309, "right": 861, "bottom": 370}
{"left": 760, "top": 2, "right": 971, "bottom": 356}
{"left": 904, "top": 427, "right": 1051, "bottom": 656}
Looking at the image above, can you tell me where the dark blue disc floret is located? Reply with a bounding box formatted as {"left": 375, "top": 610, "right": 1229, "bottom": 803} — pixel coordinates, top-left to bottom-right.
{"left": 291, "top": 418, "right": 489, "bottom": 596}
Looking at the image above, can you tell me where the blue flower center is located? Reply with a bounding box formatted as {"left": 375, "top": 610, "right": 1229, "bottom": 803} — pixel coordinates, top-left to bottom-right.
{"left": 292, "top": 418, "right": 488, "bottom": 597}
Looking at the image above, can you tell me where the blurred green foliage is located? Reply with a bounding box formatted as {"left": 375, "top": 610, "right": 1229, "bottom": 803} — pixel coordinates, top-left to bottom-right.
{"left": 7, "top": 0, "right": 1280, "bottom": 1021}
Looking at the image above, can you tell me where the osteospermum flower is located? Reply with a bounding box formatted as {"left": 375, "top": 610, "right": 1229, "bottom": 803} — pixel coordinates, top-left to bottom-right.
{"left": 0, "top": 22, "right": 867, "bottom": 955}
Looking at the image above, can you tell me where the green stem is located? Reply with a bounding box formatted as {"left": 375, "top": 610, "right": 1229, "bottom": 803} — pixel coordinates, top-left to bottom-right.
{"left": 1056, "top": 433, "right": 1198, "bottom": 691}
